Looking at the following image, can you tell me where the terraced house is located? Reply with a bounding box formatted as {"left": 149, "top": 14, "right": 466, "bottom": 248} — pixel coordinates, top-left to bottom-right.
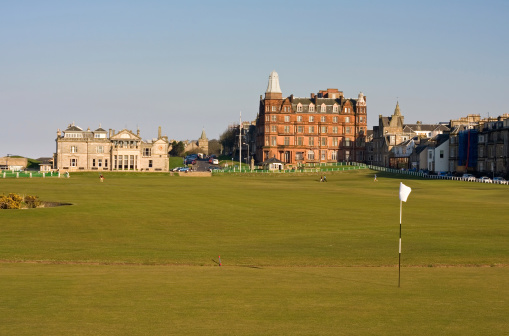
{"left": 55, "top": 123, "right": 169, "bottom": 172}
{"left": 255, "top": 71, "right": 368, "bottom": 165}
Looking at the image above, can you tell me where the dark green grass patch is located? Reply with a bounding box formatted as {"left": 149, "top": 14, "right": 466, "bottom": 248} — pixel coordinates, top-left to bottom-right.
{"left": 1, "top": 264, "right": 507, "bottom": 336}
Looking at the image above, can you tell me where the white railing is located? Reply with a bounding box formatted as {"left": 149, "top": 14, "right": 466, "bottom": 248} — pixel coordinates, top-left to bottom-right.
{"left": 366, "top": 165, "right": 508, "bottom": 185}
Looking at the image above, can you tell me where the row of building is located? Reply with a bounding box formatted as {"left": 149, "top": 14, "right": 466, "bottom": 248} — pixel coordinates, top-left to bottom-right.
{"left": 246, "top": 71, "right": 509, "bottom": 177}
{"left": 366, "top": 106, "right": 509, "bottom": 177}
{"left": 7, "top": 70, "right": 506, "bottom": 176}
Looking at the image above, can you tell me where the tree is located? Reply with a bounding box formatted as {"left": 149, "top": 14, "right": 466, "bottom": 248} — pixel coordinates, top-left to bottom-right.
{"left": 169, "top": 141, "right": 185, "bottom": 157}
{"left": 219, "top": 128, "right": 237, "bottom": 155}
{"left": 208, "top": 139, "right": 221, "bottom": 155}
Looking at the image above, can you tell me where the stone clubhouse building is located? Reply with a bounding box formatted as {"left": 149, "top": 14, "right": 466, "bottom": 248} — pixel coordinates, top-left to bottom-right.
{"left": 54, "top": 123, "right": 169, "bottom": 172}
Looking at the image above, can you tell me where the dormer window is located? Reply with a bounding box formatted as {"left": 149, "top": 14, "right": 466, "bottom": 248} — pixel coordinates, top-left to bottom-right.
{"left": 333, "top": 105, "right": 338, "bottom": 113}
{"left": 321, "top": 104, "right": 326, "bottom": 112}
{"left": 309, "top": 105, "right": 315, "bottom": 112}
{"left": 297, "top": 103, "right": 303, "bottom": 112}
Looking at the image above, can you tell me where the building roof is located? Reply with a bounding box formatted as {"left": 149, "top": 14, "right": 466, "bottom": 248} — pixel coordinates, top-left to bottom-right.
{"left": 65, "top": 124, "right": 83, "bottom": 131}
{"left": 262, "top": 157, "right": 284, "bottom": 165}
{"left": 36, "top": 157, "right": 53, "bottom": 164}
{"left": 404, "top": 124, "right": 450, "bottom": 133}
{"left": 199, "top": 129, "right": 207, "bottom": 140}
{"left": 266, "top": 71, "right": 282, "bottom": 94}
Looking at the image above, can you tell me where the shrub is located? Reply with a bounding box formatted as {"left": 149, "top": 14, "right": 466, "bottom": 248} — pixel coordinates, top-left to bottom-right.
{"left": 0, "top": 193, "right": 23, "bottom": 209}
{"left": 24, "top": 195, "right": 41, "bottom": 208}
{"left": 0, "top": 193, "right": 41, "bottom": 209}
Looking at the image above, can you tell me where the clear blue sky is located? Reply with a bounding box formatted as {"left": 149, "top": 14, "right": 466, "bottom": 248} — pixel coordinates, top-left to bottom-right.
{"left": 1, "top": 0, "right": 508, "bottom": 158}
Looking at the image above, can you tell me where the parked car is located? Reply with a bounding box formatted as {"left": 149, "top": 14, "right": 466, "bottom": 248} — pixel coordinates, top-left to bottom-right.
{"left": 172, "top": 167, "right": 184, "bottom": 172}
{"left": 212, "top": 159, "right": 219, "bottom": 165}
{"left": 462, "top": 174, "right": 476, "bottom": 181}
{"left": 178, "top": 167, "right": 190, "bottom": 172}
{"left": 208, "top": 166, "right": 223, "bottom": 172}
{"left": 493, "top": 177, "right": 507, "bottom": 184}
{"left": 479, "top": 176, "right": 492, "bottom": 183}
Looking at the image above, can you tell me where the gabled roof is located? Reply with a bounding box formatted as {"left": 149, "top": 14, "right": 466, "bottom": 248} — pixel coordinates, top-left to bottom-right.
{"left": 262, "top": 157, "right": 284, "bottom": 165}
{"left": 414, "top": 144, "right": 429, "bottom": 155}
{"left": 36, "top": 157, "right": 53, "bottom": 164}
{"left": 434, "top": 133, "right": 450, "bottom": 147}
{"left": 95, "top": 127, "right": 107, "bottom": 132}
{"left": 405, "top": 124, "right": 450, "bottom": 132}
{"left": 65, "top": 125, "right": 83, "bottom": 132}
{"left": 110, "top": 129, "right": 141, "bottom": 141}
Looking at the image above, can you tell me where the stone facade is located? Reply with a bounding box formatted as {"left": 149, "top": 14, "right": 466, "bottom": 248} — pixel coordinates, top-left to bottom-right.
{"left": 255, "top": 71, "right": 367, "bottom": 165}
{"left": 55, "top": 124, "right": 169, "bottom": 172}
{"left": 182, "top": 129, "right": 209, "bottom": 155}
{"left": 477, "top": 116, "right": 509, "bottom": 176}
{"left": 370, "top": 103, "right": 449, "bottom": 169}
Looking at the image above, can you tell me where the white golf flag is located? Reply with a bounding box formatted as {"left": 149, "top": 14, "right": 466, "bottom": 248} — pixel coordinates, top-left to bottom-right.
{"left": 399, "top": 182, "right": 412, "bottom": 202}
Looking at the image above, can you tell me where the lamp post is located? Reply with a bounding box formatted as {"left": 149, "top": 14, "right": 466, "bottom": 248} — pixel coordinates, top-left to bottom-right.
{"left": 243, "top": 143, "right": 249, "bottom": 165}
{"left": 6, "top": 154, "right": 12, "bottom": 172}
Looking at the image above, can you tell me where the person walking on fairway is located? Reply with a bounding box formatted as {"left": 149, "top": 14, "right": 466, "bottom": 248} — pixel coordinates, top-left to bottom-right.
{"left": 100, "top": 174, "right": 104, "bottom": 182}
{"left": 374, "top": 174, "right": 378, "bottom": 182}
{"left": 323, "top": 174, "right": 327, "bottom": 182}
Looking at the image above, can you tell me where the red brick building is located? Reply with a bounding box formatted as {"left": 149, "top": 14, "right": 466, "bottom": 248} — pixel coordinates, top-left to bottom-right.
{"left": 255, "top": 71, "right": 367, "bottom": 164}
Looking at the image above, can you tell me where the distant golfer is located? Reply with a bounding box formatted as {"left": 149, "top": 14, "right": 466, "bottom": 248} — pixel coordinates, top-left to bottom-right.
{"left": 374, "top": 174, "right": 378, "bottom": 182}
{"left": 100, "top": 174, "right": 104, "bottom": 182}
{"left": 323, "top": 174, "right": 327, "bottom": 182}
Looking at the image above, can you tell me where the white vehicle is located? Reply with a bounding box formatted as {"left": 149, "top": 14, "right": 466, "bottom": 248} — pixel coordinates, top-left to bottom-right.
{"left": 462, "top": 174, "right": 476, "bottom": 181}
{"left": 212, "top": 159, "right": 219, "bottom": 165}
{"left": 479, "top": 176, "right": 492, "bottom": 183}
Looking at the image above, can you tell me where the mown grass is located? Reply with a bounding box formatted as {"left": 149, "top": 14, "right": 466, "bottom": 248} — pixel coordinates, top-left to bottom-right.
{"left": 1, "top": 170, "right": 508, "bottom": 335}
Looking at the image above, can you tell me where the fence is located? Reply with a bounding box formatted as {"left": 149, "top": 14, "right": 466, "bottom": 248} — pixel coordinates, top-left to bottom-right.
{"left": 217, "top": 161, "right": 368, "bottom": 174}
{"left": 215, "top": 162, "right": 509, "bottom": 185}
{"left": 366, "top": 165, "right": 509, "bottom": 185}
{"left": 1, "top": 171, "right": 67, "bottom": 179}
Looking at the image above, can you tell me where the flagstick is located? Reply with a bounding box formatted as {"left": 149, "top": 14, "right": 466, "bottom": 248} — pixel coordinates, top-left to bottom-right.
{"left": 399, "top": 200, "right": 402, "bottom": 288}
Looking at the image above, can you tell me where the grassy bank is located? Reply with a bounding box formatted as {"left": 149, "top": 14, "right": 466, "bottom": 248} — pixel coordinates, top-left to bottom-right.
{"left": 1, "top": 170, "right": 508, "bottom": 334}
